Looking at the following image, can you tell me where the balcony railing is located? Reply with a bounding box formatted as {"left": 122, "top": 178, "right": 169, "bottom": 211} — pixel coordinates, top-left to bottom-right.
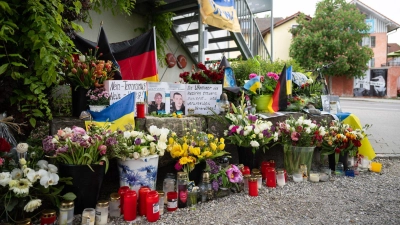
{"left": 381, "top": 62, "right": 400, "bottom": 67}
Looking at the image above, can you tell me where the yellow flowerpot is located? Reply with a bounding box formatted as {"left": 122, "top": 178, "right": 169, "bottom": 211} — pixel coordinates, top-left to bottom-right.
{"left": 253, "top": 95, "right": 272, "bottom": 112}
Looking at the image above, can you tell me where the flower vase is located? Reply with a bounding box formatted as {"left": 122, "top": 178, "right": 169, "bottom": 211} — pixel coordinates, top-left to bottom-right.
{"left": 89, "top": 105, "right": 108, "bottom": 112}
{"left": 117, "top": 155, "right": 159, "bottom": 194}
{"left": 237, "top": 146, "right": 258, "bottom": 170}
{"left": 328, "top": 151, "right": 349, "bottom": 172}
{"left": 59, "top": 164, "right": 105, "bottom": 214}
{"left": 283, "top": 145, "right": 315, "bottom": 176}
{"left": 253, "top": 95, "right": 272, "bottom": 113}
{"left": 215, "top": 187, "right": 230, "bottom": 198}
{"left": 188, "top": 161, "right": 206, "bottom": 186}
{"left": 71, "top": 86, "right": 89, "bottom": 117}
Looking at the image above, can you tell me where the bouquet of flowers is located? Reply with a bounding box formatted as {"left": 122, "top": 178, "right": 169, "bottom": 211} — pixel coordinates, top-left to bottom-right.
{"left": 86, "top": 87, "right": 110, "bottom": 106}
{"left": 320, "top": 120, "right": 367, "bottom": 164}
{"left": 179, "top": 62, "right": 224, "bottom": 84}
{"left": 42, "top": 125, "right": 112, "bottom": 172}
{"left": 167, "top": 123, "right": 228, "bottom": 175}
{"left": 206, "top": 159, "right": 242, "bottom": 193}
{"left": 62, "top": 47, "right": 116, "bottom": 89}
{"left": 276, "top": 116, "right": 326, "bottom": 147}
{"left": 223, "top": 93, "right": 278, "bottom": 153}
{"left": 108, "top": 125, "right": 171, "bottom": 160}
{"left": 0, "top": 141, "right": 75, "bottom": 222}
{"left": 257, "top": 72, "right": 279, "bottom": 95}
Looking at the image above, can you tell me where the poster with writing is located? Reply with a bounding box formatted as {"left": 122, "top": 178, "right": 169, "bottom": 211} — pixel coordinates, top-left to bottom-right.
{"left": 104, "top": 80, "right": 147, "bottom": 115}
{"left": 186, "top": 84, "right": 222, "bottom": 115}
{"left": 147, "top": 82, "right": 169, "bottom": 114}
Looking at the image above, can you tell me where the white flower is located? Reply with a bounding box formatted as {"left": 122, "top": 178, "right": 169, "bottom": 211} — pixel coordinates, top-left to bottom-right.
{"left": 305, "top": 128, "right": 311, "bottom": 134}
{"left": 26, "top": 170, "right": 40, "bottom": 183}
{"left": 79, "top": 55, "right": 86, "bottom": 62}
{"left": 16, "top": 143, "right": 29, "bottom": 153}
{"left": 273, "top": 132, "right": 279, "bottom": 142}
{"left": 156, "top": 141, "right": 167, "bottom": 151}
{"left": 11, "top": 168, "right": 23, "bottom": 179}
{"left": 258, "top": 133, "right": 264, "bottom": 139}
{"left": 159, "top": 148, "right": 165, "bottom": 156}
{"left": 40, "top": 172, "right": 59, "bottom": 188}
{"left": 159, "top": 128, "right": 170, "bottom": 142}
{"left": 133, "top": 152, "right": 140, "bottom": 159}
{"left": 224, "top": 130, "right": 228, "bottom": 136}
{"left": 141, "top": 148, "right": 150, "bottom": 157}
{"left": 253, "top": 127, "right": 260, "bottom": 134}
{"left": 319, "top": 127, "right": 326, "bottom": 136}
{"left": 0, "top": 172, "right": 11, "bottom": 187}
{"left": 10, "top": 178, "right": 32, "bottom": 195}
{"left": 47, "top": 164, "right": 58, "bottom": 173}
{"left": 146, "top": 134, "right": 155, "bottom": 142}
{"left": 38, "top": 169, "right": 48, "bottom": 178}
{"left": 51, "top": 138, "right": 59, "bottom": 144}
{"left": 24, "top": 199, "right": 42, "bottom": 212}
{"left": 123, "top": 131, "right": 131, "bottom": 138}
{"left": 19, "top": 158, "right": 27, "bottom": 165}
{"left": 37, "top": 160, "right": 49, "bottom": 170}
{"left": 149, "top": 125, "right": 161, "bottom": 136}
{"left": 250, "top": 140, "right": 260, "bottom": 147}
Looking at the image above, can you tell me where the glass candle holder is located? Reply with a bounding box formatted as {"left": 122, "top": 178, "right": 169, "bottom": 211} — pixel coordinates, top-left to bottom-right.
{"left": 292, "top": 173, "right": 303, "bottom": 183}
{"left": 254, "top": 174, "right": 262, "bottom": 189}
{"left": 157, "top": 191, "right": 165, "bottom": 215}
{"left": 166, "top": 191, "right": 178, "bottom": 212}
{"left": 248, "top": 177, "right": 258, "bottom": 196}
{"left": 260, "top": 161, "right": 271, "bottom": 180}
{"left": 265, "top": 167, "right": 276, "bottom": 188}
{"left": 82, "top": 208, "right": 95, "bottom": 225}
{"left": 95, "top": 200, "right": 109, "bottom": 225}
{"left": 118, "top": 186, "right": 130, "bottom": 215}
{"left": 188, "top": 191, "right": 198, "bottom": 210}
{"left": 335, "top": 162, "right": 344, "bottom": 176}
{"left": 276, "top": 170, "right": 285, "bottom": 187}
{"left": 59, "top": 200, "right": 74, "bottom": 225}
{"left": 345, "top": 169, "right": 355, "bottom": 177}
{"left": 146, "top": 191, "right": 159, "bottom": 222}
{"left": 123, "top": 190, "right": 137, "bottom": 222}
{"left": 370, "top": 162, "right": 382, "bottom": 173}
{"left": 309, "top": 172, "right": 319, "bottom": 182}
{"left": 109, "top": 193, "right": 121, "bottom": 218}
{"left": 243, "top": 174, "right": 251, "bottom": 193}
{"left": 136, "top": 102, "right": 146, "bottom": 118}
{"left": 139, "top": 187, "right": 151, "bottom": 216}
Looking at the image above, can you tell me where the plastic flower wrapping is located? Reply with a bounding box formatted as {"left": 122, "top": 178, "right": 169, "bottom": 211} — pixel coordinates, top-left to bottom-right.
{"left": 42, "top": 124, "right": 112, "bottom": 172}
{"left": 206, "top": 159, "right": 242, "bottom": 192}
{"left": 276, "top": 116, "right": 326, "bottom": 147}
{"left": 0, "top": 141, "right": 75, "bottom": 222}
{"left": 223, "top": 93, "right": 278, "bottom": 153}
{"left": 179, "top": 62, "right": 224, "bottom": 84}
{"left": 320, "top": 120, "right": 367, "bottom": 164}
{"left": 108, "top": 125, "right": 171, "bottom": 160}
{"left": 167, "top": 122, "right": 229, "bottom": 175}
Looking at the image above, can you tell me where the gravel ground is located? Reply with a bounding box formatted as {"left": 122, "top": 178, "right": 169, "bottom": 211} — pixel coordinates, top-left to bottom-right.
{"left": 74, "top": 158, "right": 400, "bottom": 225}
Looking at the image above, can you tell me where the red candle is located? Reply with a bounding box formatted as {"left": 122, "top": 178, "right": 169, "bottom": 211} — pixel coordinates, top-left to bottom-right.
{"left": 139, "top": 186, "right": 151, "bottom": 216}
{"left": 123, "top": 190, "right": 137, "bottom": 221}
{"left": 166, "top": 192, "right": 178, "bottom": 212}
{"left": 261, "top": 161, "right": 271, "bottom": 180}
{"left": 241, "top": 166, "right": 251, "bottom": 175}
{"left": 118, "top": 186, "right": 130, "bottom": 214}
{"left": 248, "top": 177, "right": 258, "bottom": 196}
{"left": 265, "top": 167, "right": 276, "bottom": 188}
{"left": 283, "top": 169, "right": 288, "bottom": 183}
{"left": 136, "top": 103, "right": 146, "bottom": 118}
{"left": 40, "top": 209, "right": 56, "bottom": 225}
{"left": 269, "top": 160, "right": 276, "bottom": 168}
{"left": 146, "top": 191, "right": 160, "bottom": 222}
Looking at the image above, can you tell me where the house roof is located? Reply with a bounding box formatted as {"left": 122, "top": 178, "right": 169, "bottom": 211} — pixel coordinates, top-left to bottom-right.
{"left": 350, "top": 0, "right": 400, "bottom": 33}
{"left": 261, "top": 12, "right": 312, "bottom": 37}
{"left": 388, "top": 43, "right": 400, "bottom": 53}
{"left": 255, "top": 17, "right": 284, "bottom": 33}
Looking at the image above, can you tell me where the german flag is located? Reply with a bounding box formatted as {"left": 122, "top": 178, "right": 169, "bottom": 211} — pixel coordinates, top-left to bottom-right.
{"left": 267, "top": 65, "right": 288, "bottom": 112}
{"left": 112, "top": 28, "right": 158, "bottom": 81}
{"left": 97, "top": 27, "right": 122, "bottom": 80}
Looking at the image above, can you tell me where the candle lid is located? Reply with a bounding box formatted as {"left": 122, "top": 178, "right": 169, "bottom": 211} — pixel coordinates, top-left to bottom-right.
{"left": 110, "top": 193, "right": 120, "bottom": 200}
{"left": 15, "top": 218, "right": 31, "bottom": 225}
{"left": 249, "top": 177, "right": 257, "bottom": 182}
{"left": 41, "top": 209, "right": 56, "bottom": 218}
{"left": 157, "top": 190, "right": 165, "bottom": 197}
{"left": 254, "top": 174, "right": 262, "bottom": 178}
{"left": 61, "top": 200, "right": 74, "bottom": 209}
{"left": 251, "top": 168, "right": 260, "bottom": 174}
{"left": 177, "top": 172, "right": 188, "bottom": 180}
{"left": 243, "top": 174, "right": 251, "bottom": 178}
{"left": 97, "top": 200, "right": 109, "bottom": 207}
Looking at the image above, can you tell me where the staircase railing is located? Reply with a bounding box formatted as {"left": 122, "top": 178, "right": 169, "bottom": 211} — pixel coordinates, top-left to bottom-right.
{"left": 235, "top": 0, "right": 271, "bottom": 61}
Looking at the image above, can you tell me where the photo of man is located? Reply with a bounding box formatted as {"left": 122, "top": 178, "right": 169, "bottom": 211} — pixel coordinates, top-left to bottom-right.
{"left": 148, "top": 92, "right": 165, "bottom": 114}
{"left": 171, "top": 92, "right": 185, "bottom": 115}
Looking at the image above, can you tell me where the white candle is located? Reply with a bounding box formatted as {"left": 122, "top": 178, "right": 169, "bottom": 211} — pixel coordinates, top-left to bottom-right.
{"left": 309, "top": 173, "right": 319, "bottom": 182}
{"left": 82, "top": 208, "right": 95, "bottom": 225}
{"left": 293, "top": 173, "right": 303, "bottom": 183}
{"left": 276, "top": 173, "right": 285, "bottom": 186}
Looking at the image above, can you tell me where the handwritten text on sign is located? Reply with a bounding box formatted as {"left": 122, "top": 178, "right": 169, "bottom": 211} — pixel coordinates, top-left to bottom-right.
{"left": 186, "top": 84, "right": 222, "bottom": 115}
{"left": 104, "top": 80, "right": 147, "bottom": 105}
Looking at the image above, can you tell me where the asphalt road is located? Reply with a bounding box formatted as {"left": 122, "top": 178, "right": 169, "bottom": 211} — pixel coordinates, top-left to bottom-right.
{"left": 339, "top": 98, "right": 400, "bottom": 157}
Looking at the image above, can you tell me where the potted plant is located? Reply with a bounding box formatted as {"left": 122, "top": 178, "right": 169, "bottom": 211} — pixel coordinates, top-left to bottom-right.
{"left": 167, "top": 123, "right": 229, "bottom": 184}
{"left": 253, "top": 72, "right": 279, "bottom": 112}
{"left": 107, "top": 125, "right": 171, "bottom": 193}
{"left": 276, "top": 116, "right": 326, "bottom": 175}
{"left": 223, "top": 92, "right": 278, "bottom": 169}
{"left": 86, "top": 87, "right": 110, "bottom": 112}
{"left": 42, "top": 124, "right": 112, "bottom": 213}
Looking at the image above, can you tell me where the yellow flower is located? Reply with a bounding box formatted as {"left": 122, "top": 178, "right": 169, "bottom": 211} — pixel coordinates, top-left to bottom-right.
{"left": 207, "top": 134, "right": 214, "bottom": 140}
{"left": 218, "top": 143, "right": 225, "bottom": 150}
{"left": 182, "top": 143, "right": 189, "bottom": 152}
{"left": 168, "top": 137, "right": 174, "bottom": 145}
{"left": 188, "top": 156, "right": 197, "bottom": 164}
{"left": 190, "top": 147, "right": 201, "bottom": 156}
{"left": 210, "top": 142, "right": 217, "bottom": 151}
{"left": 199, "top": 140, "right": 205, "bottom": 147}
{"left": 171, "top": 144, "right": 184, "bottom": 158}
{"left": 220, "top": 138, "right": 225, "bottom": 143}
{"left": 202, "top": 151, "right": 212, "bottom": 158}
{"left": 179, "top": 157, "right": 189, "bottom": 165}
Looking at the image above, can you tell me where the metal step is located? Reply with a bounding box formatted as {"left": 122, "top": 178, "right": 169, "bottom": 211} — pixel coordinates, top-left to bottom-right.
{"left": 185, "top": 36, "right": 234, "bottom": 47}
{"left": 176, "top": 26, "right": 224, "bottom": 37}
{"left": 173, "top": 15, "right": 198, "bottom": 26}
{"left": 192, "top": 47, "right": 240, "bottom": 56}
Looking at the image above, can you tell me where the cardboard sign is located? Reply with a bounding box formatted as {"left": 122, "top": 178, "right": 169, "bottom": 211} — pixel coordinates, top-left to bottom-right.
{"left": 104, "top": 80, "right": 147, "bottom": 105}
{"left": 186, "top": 84, "right": 222, "bottom": 115}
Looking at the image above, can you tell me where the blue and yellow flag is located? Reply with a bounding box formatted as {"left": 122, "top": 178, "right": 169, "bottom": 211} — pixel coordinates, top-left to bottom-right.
{"left": 286, "top": 65, "right": 292, "bottom": 95}
{"left": 85, "top": 93, "right": 135, "bottom": 131}
{"left": 336, "top": 112, "right": 376, "bottom": 160}
{"left": 243, "top": 76, "right": 262, "bottom": 94}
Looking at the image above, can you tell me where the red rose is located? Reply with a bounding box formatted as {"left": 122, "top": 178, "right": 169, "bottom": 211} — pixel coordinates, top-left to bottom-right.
{"left": 0, "top": 137, "right": 11, "bottom": 153}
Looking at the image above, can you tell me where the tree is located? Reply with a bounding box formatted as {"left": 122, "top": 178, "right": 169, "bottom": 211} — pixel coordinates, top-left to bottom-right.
{"left": 289, "top": 0, "right": 373, "bottom": 79}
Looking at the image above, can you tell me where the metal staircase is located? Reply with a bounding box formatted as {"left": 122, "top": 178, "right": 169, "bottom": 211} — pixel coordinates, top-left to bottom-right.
{"left": 149, "top": 0, "right": 270, "bottom": 63}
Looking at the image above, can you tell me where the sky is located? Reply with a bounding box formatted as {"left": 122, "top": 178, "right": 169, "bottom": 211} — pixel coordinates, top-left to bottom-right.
{"left": 259, "top": 0, "right": 400, "bottom": 45}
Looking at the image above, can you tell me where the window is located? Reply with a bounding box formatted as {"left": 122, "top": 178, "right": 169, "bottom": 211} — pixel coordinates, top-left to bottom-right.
{"left": 370, "top": 58, "right": 375, "bottom": 68}
{"left": 371, "top": 36, "right": 376, "bottom": 48}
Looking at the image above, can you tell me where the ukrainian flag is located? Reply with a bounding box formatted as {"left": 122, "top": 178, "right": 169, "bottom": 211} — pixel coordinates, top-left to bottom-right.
{"left": 286, "top": 65, "right": 292, "bottom": 96}
{"left": 336, "top": 112, "right": 376, "bottom": 160}
{"left": 243, "top": 76, "right": 262, "bottom": 94}
{"left": 85, "top": 93, "right": 135, "bottom": 131}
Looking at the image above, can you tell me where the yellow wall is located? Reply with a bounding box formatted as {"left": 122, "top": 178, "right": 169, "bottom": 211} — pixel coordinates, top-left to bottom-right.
{"left": 263, "top": 19, "right": 298, "bottom": 61}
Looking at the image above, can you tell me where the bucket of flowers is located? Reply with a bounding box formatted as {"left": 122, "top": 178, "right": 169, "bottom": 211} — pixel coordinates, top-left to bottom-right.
{"left": 253, "top": 72, "right": 279, "bottom": 112}
{"left": 276, "top": 116, "right": 326, "bottom": 175}
{"left": 86, "top": 87, "right": 110, "bottom": 112}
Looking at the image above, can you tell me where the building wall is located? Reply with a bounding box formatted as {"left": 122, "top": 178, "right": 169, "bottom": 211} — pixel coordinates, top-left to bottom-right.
{"left": 372, "top": 33, "right": 388, "bottom": 67}
{"left": 331, "top": 76, "right": 355, "bottom": 97}
{"left": 263, "top": 19, "right": 297, "bottom": 61}
{"left": 76, "top": 10, "right": 193, "bottom": 83}
{"left": 387, "top": 66, "right": 400, "bottom": 97}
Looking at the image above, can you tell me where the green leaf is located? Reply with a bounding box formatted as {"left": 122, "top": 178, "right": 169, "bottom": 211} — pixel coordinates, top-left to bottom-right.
{"left": 0, "top": 63, "right": 8, "bottom": 75}
{"left": 62, "top": 192, "right": 77, "bottom": 201}
{"left": 29, "top": 117, "right": 36, "bottom": 127}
